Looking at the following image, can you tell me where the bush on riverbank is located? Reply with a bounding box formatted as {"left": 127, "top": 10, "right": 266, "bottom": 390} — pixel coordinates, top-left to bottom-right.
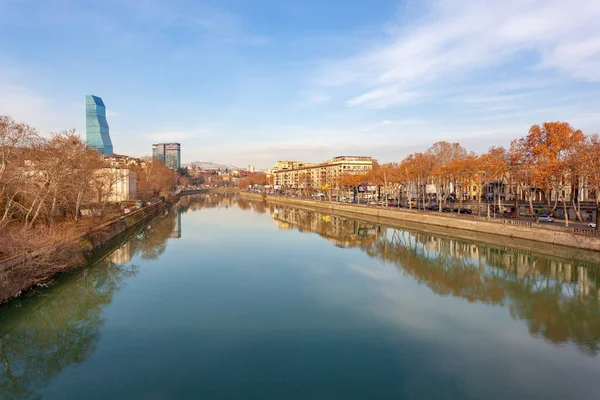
{"left": 0, "top": 227, "right": 83, "bottom": 304}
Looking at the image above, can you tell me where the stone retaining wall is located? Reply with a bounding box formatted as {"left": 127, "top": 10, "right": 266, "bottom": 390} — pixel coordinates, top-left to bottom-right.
{"left": 241, "top": 193, "right": 600, "bottom": 253}
{"left": 0, "top": 200, "right": 169, "bottom": 272}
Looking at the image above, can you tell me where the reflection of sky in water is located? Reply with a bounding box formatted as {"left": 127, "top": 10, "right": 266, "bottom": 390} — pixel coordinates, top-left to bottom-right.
{"left": 0, "top": 194, "right": 598, "bottom": 400}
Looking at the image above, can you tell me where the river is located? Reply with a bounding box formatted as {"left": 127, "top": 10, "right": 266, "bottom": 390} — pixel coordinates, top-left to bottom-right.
{"left": 1, "top": 193, "right": 599, "bottom": 399}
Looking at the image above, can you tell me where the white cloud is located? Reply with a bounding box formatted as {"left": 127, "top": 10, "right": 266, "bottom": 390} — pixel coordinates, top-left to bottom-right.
{"left": 318, "top": 0, "right": 600, "bottom": 108}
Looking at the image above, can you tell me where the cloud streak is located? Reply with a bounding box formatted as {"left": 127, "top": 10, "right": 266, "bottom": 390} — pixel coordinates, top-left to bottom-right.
{"left": 318, "top": 0, "right": 600, "bottom": 108}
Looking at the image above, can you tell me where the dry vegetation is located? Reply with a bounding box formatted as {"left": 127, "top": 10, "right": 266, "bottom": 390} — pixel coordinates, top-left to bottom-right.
{"left": 0, "top": 115, "right": 179, "bottom": 302}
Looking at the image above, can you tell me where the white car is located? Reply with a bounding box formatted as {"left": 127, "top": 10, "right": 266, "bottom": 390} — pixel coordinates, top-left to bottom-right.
{"left": 588, "top": 222, "right": 597, "bottom": 228}
{"left": 538, "top": 214, "right": 554, "bottom": 222}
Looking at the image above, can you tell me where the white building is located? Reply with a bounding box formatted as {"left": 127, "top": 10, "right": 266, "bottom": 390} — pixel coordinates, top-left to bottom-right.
{"left": 94, "top": 168, "right": 137, "bottom": 202}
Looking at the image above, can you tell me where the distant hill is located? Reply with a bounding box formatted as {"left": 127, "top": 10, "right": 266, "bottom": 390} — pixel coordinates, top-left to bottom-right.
{"left": 183, "top": 161, "right": 241, "bottom": 170}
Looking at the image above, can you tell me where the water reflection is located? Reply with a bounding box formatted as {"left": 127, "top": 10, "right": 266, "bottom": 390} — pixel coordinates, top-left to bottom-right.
{"left": 2, "top": 194, "right": 599, "bottom": 399}
{"left": 0, "top": 261, "right": 137, "bottom": 400}
{"left": 0, "top": 202, "right": 186, "bottom": 400}
{"left": 268, "top": 204, "right": 600, "bottom": 356}
{"left": 178, "top": 192, "right": 237, "bottom": 211}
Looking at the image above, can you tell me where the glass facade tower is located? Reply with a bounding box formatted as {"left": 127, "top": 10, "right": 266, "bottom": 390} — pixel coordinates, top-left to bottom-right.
{"left": 86, "top": 95, "right": 113, "bottom": 156}
{"left": 152, "top": 143, "right": 181, "bottom": 170}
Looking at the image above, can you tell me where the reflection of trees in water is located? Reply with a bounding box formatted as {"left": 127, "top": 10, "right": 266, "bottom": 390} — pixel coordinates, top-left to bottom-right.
{"left": 270, "top": 206, "right": 600, "bottom": 356}
{"left": 178, "top": 193, "right": 237, "bottom": 213}
{"left": 238, "top": 197, "right": 266, "bottom": 214}
{"left": 0, "top": 261, "right": 138, "bottom": 400}
{"left": 176, "top": 193, "right": 265, "bottom": 214}
{"left": 127, "top": 209, "right": 178, "bottom": 260}
{"left": 0, "top": 195, "right": 251, "bottom": 399}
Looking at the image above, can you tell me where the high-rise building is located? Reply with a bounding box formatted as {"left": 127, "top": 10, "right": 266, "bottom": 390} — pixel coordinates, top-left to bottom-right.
{"left": 86, "top": 95, "right": 113, "bottom": 156}
{"left": 171, "top": 211, "right": 182, "bottom": 238}
{"left": 152, "top": 143, "right": 181, "bottom": 170}
{"left": 247, "top": 165, "right": 256, "bottom": 173}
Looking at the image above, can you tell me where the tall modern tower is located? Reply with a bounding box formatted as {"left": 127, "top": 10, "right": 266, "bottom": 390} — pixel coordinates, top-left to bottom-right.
{"left": 152, "top": 143, "right": 181, "bottom": 170}
{"left": 86, "top": 95, "right": 113, "bottom": 156}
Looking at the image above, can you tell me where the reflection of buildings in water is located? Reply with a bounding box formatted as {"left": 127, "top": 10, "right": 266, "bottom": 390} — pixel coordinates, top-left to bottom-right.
{"left": 578, "top": 266, "right": 598, "bottom": 297}
{"left": 274, "top": 220, "right": 293, "bottom": 230}
{"left": 171, "top": 211, "right": 182, "bottom": 238}
{"left": 156, "top": 197, "right": 600, "bottom": 354}
{"left": 271, "top": 207, "right": 379, "bottom": 248}
{"left": 271, "top": 205, "right": 599, "bottom": 294}
{"left": 110, "top": 242, "right": 132, "bottom": 264}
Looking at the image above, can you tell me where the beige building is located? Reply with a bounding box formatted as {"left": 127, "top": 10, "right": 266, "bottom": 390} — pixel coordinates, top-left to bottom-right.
{"left": 102, "top": 154, "right": 147, "bottom": 169}
{"left": 94, "top": 168, "right": 137, "bottom": 202}
{"left": 272, "top": 156, "right": 373, "bottom": 191}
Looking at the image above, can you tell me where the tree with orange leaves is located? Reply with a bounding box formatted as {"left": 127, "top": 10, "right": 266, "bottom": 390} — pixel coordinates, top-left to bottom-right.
{"left": 427, "top": 142, "right": 468, "bottom": 211}
{"left": 480, "top": 146, "right": 509, "bottom": 215}
{"left": 515, "top": 122, "right": 584, "bottom": 225}
{"left": 240, "top": 172, "right": 267, "bottom": 191}
{"left": 572, "top": 134, "right": 600, "bottom": 228}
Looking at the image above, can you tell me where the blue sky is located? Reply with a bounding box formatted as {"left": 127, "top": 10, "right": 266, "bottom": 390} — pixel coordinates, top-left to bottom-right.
{"left": 1, "top": 0, "right": 599, "bottom": 168}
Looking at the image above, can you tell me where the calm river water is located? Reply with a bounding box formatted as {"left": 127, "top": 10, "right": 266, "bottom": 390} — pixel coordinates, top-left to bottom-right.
{"left": 1, "top": 194, "right": 600, "bottom": 400}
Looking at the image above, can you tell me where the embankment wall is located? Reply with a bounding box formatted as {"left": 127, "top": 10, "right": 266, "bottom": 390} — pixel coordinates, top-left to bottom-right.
{"left": 240, "top": 193, "right": 600, "bottom": 257}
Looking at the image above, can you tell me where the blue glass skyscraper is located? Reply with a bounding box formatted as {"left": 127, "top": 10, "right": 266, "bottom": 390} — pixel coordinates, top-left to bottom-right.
{"left": 86, "top": 95, "right": 113, "bottom": 156}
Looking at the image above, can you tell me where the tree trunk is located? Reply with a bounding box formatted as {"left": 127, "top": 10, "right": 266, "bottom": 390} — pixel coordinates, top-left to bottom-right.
{"left": 595, "top": 202, "right": 600, "bottom": 231}
{"left": 563, "top": 198, "right": 569, "bottom": 227}
{"left": 498, "top": 180, "right": 504, "bottom": 212}
{"left": 572, "top": 195, "right": 583, "bottom": 222}
{"left": 551, "top": 196, "right": 558, "bottom": 213}
{"left": 50, "top": 188, "right": 58, "bottom": 225}
{"left": 477, "top": 185, "right": 481, "bottom": 217}
{"left": 528, "top": 195, "right": 535, "bottom": 221}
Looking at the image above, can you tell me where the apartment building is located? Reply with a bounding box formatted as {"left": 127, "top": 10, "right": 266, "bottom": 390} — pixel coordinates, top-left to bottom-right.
{"left": 272, "top": 156, "right": 373, "bottom": 190}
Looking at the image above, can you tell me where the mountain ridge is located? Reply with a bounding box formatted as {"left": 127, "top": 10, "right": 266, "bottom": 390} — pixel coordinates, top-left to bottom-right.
{"left": 183, "top": 161, "right": 241, "bottom": 170}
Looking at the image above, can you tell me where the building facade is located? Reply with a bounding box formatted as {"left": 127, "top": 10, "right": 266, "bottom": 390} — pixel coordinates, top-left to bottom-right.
{"left": 86, "top": 95, "right": 113, "bottom": 156}
{"left": 272, "top": 156, "right": 373, "bottom": 190}
{"left": 94, "top": 168, "right": 137, "bottom": 202}
{"left": 152, "top": 143, "right": 181, "bottom": 170}
{"left": 102, "top": 154, "right": 148, "bottom": 169}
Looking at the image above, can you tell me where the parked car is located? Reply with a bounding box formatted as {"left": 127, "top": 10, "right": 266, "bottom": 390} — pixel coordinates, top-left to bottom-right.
{"left": 588, "top": 222, "right": 597, "bottom": 228}
{"left": 538, "top": 214, "right": 554, "bottom": 222}
{"left": 426, "top": 204, "right": 439, "bottom": 211}
{"left": 455, "top": 208, "right": 472, "bottom": 214}
{"left": 441, "top": 207, "right": 453, "bottom": 213}
{"left": 503, "top": 211, "right": 516, "bottom": 218}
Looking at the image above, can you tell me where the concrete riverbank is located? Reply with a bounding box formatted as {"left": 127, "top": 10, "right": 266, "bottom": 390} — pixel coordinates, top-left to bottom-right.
{"left": 241, "top": 192, "right": 600, "bottom": 258}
